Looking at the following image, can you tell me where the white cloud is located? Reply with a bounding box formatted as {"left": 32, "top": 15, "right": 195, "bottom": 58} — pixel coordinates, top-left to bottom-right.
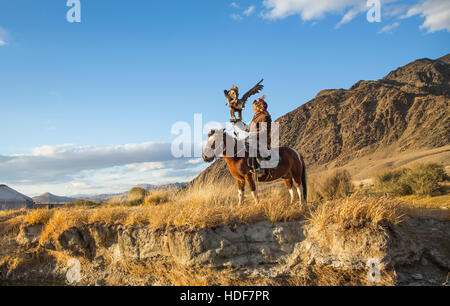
{"left": 186, "top": 158, "right": 203, "bottom": 165}
{"left": 402, "top": 0, "right": 450, "bottom": 32}
{"left": 383, "top": 3, "right": 409, "bottom": 18}
{"left": 261, "top": 0, "right": 363, "bottom": 21}
{"left": 244, "top": 6, "right": 256, "bottom": 16}
{"left": 0, "top": 142, "right": 207, "bottom": 196}
{"left": 125, "top": 162, "right": 167, "bottom": 172}
{"left": 335, "top": 5, "right": 366, "bottom": 28}
{"left": 231, "top": 13, "right": 243, "bottom": 21}
{"left": 378, "top": 21, "right": 400, "bottom": 34}
{"left": 0, "top": 27, "right": 8, "bottom": 46}
{"left": 230, "top": 2, "right": 240, "bottom": 9}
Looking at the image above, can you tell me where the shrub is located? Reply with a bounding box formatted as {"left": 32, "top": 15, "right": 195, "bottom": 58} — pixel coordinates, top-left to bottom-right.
{"left": 372, "top": 168, "right": 412, "bottom": 196}
{"left": 406, "top": 163, "right": 447, "bottom": 196}
{"left": 128, "top": 187, "right": 147, "bottom": 206}
{"left": 144, "top": 190, "right": 170, "bottom": 206}
{"left": 65, "top": 199, "right": 99, "bottom": 209}
{"left": 372, "top": 163, "right": 447, "bottom": 196}
{"left": 309, "top": 170, "right": 354, "bottom": 202}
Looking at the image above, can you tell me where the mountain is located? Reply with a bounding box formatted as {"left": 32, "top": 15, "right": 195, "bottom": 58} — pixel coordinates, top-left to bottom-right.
{"left": 32, "top": 193, "right": 77, "bottom": 204}
{"left": 137, "top": 182, "right": 187, "bottom": 190}
{"left": 191, "top": 54, "right": 450, "bottom": 185}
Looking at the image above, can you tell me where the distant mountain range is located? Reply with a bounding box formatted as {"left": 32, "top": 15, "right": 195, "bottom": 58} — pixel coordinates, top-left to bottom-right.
{"left": 36, "top": 182, "right": 188, "bottom": 203}
{"left": 32, "top": 193, "right": 77, "bottom": 204}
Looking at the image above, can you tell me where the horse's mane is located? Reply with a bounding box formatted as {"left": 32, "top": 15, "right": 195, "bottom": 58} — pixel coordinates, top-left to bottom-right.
{"left": 208, "top": 129, "right": 241, "bottom": 142}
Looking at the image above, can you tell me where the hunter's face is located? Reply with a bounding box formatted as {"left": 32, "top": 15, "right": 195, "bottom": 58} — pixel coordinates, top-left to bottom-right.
{"left": 253, "top": 105, "right": 258, "bottom": 114}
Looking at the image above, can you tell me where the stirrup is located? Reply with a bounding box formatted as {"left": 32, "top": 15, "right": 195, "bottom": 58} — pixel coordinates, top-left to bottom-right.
{"left": 252, "top": 167, "right": 264, "bottom": 175}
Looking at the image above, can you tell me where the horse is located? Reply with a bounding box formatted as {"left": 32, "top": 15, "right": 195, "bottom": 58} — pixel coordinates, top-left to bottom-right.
{"left": 202, "top": 129, "right": 307, "bottom": 206}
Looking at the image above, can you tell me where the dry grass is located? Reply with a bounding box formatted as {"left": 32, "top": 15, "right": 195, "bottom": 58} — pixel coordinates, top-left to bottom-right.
{"left": 115, "top": 258, "right": 396, "bottom": 286}
{"left": 23, "top": 209, "right": 54, "bottom": 226}
{"left": 307, "top": 193, "right": 406, "bottom": 230}
{"left": 0, "top": 215, "right": 24, "bottom": 236}
{"left": 143, "top": 190, "right": 171, "bottom": 206}
{"left": 39, "top": 209, "right": 90, "bottom": 243}
{"left": 398, "top": 194, "right": 450, "bottom": 209}
{"left": 28, "top": 184, "right": 307, "bottom": 244}
{"left": 286, "top": 264, "right": 396, "bottom": 286}
{"left": 4, "top": 179, "right": 432, "bottom": 246}
{"left": 0, "top": 209, "right": 27, "bottom": 221}
{"left": 115, "top": 257, "right": 279, "bottom": 286}
{"left": 308, "top": 169, "right": 354, "bottom": 202}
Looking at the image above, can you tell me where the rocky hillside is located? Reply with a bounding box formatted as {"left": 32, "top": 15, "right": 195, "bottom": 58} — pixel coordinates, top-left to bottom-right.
{"left": 192, "top": 54, "right": 450, "bottom": 185}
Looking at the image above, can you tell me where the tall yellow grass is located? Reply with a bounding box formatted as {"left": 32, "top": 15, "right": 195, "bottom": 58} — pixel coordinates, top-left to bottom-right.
{"left": 308, "top": 193, "right": 406, "bottom": 229}
{"left": 0, "top": 182, "right": 414, "bottom": 245}
{"left": 308, "top": 169, "right": 354, "bottom": 202}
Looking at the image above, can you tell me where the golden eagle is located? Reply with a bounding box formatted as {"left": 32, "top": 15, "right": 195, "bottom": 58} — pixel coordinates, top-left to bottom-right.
{"left": 224, "top": 79, "right": 264, "bottom": 121}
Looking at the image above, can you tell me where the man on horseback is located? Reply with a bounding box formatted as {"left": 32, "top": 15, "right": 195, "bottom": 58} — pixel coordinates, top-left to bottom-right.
{"left": 247, "top": 95, "right": 272, "bottom": 175}
{"left": 204, "top": 93, "right": 307, "bottom": 205}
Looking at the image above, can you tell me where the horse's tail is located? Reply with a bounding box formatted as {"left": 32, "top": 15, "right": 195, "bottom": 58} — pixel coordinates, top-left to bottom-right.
{"left": 300, "top": 154, "right": 307, "bottom": 201}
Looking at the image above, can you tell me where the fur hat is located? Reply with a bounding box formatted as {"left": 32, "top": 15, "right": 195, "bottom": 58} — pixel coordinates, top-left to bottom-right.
{"left": 253, "top": 95, "right": 268, "bottom": 112}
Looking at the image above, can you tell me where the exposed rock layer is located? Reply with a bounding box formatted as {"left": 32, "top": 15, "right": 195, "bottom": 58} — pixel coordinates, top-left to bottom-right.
{"left": 3, "top": 217, "right": 448, "bottom": 286}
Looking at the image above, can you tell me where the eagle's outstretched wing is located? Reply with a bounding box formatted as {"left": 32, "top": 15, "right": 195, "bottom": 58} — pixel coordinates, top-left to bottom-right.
{"left": 240, "top": 79, "right": 264, "bottom": 107}
{"left": 224, "top": 89, "right": 231, "bottom": 105}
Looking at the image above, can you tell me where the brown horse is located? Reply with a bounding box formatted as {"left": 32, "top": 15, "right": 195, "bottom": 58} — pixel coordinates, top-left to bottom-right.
{"left": 202, "top": 129, "right": 307, "bottom": 205}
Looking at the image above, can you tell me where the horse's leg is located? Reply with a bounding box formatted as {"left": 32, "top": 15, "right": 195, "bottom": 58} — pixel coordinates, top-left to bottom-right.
{"left": 244, "top": 174, "right": 259, "bottom": 205}
{"left": 293, "top": 162, "right": 306, "bottom": 206}
{"left": 236, "top": 179, "right": 245, "bottom": 205}
{"left": 282, "top": 178, "right": 295, "bottom": 204}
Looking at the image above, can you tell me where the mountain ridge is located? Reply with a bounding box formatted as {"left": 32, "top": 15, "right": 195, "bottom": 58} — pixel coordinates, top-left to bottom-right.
{"left": 190, "top": 54, "right": 450, "bottom": 186}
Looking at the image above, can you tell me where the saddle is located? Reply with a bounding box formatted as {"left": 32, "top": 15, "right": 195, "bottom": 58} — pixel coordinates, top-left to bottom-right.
{"left": 247, "top": 150, "right": 281, "bottom": 173}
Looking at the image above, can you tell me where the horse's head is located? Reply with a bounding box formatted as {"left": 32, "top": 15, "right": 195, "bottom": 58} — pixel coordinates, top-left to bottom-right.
{"left": 203, "top": 129, "right": 226, "bottom": 163}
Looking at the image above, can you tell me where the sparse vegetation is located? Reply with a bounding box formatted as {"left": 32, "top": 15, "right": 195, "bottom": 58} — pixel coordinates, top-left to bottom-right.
{"left": 128, "top": 187, "right": 148, "bottom": 206}
{"left": 372, "top": 163, "right": 447, "bottom": 196}
{"left": 308, "top": 169, "right": 354, "bottom": 202}
{"left": 65, "top": 199, "right": 99, "bottom": 209}
{"left": 407, "top": 163, "right": 447, "bottom": 196}
{"left": 143, "top": 190, "right": 171, "bottom": 206}
{"left": 23, "top": 209, "right": 54, "bottom": 226}
{"left": 307, "top": 194, "right": 406, "bottom": 230}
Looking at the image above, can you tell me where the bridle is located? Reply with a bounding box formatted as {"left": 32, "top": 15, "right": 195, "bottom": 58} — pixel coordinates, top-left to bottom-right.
{"left": 206, "top": 130, "right": 247, "bottom": 159}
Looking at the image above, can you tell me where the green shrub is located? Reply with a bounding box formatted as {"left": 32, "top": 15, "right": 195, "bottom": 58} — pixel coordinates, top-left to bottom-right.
{"left": 406, "top": 163, "right": 447, "bottom": 196}
{"left": 372, "top": 168, "right": 412, "bottom": 196}
{"left": 372, "top": 163, "right": 447, "bottom": 196}
{"left": 128, "top": 187, "right": 147, "bottom": 206}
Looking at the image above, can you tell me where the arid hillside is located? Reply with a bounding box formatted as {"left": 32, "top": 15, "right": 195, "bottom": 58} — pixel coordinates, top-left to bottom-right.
{"left": 192, "top": 54, "right": 450, "bottom": 185}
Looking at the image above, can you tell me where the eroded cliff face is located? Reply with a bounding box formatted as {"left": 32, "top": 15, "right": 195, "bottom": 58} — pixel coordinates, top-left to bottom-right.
{"left": 2, "top": 217, "right": 449, "bottom": 286}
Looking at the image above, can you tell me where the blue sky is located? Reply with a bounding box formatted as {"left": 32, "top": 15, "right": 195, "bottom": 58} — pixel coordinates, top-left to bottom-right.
{"left": 0, "top": 0, "right": 449, "bottom": 196}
